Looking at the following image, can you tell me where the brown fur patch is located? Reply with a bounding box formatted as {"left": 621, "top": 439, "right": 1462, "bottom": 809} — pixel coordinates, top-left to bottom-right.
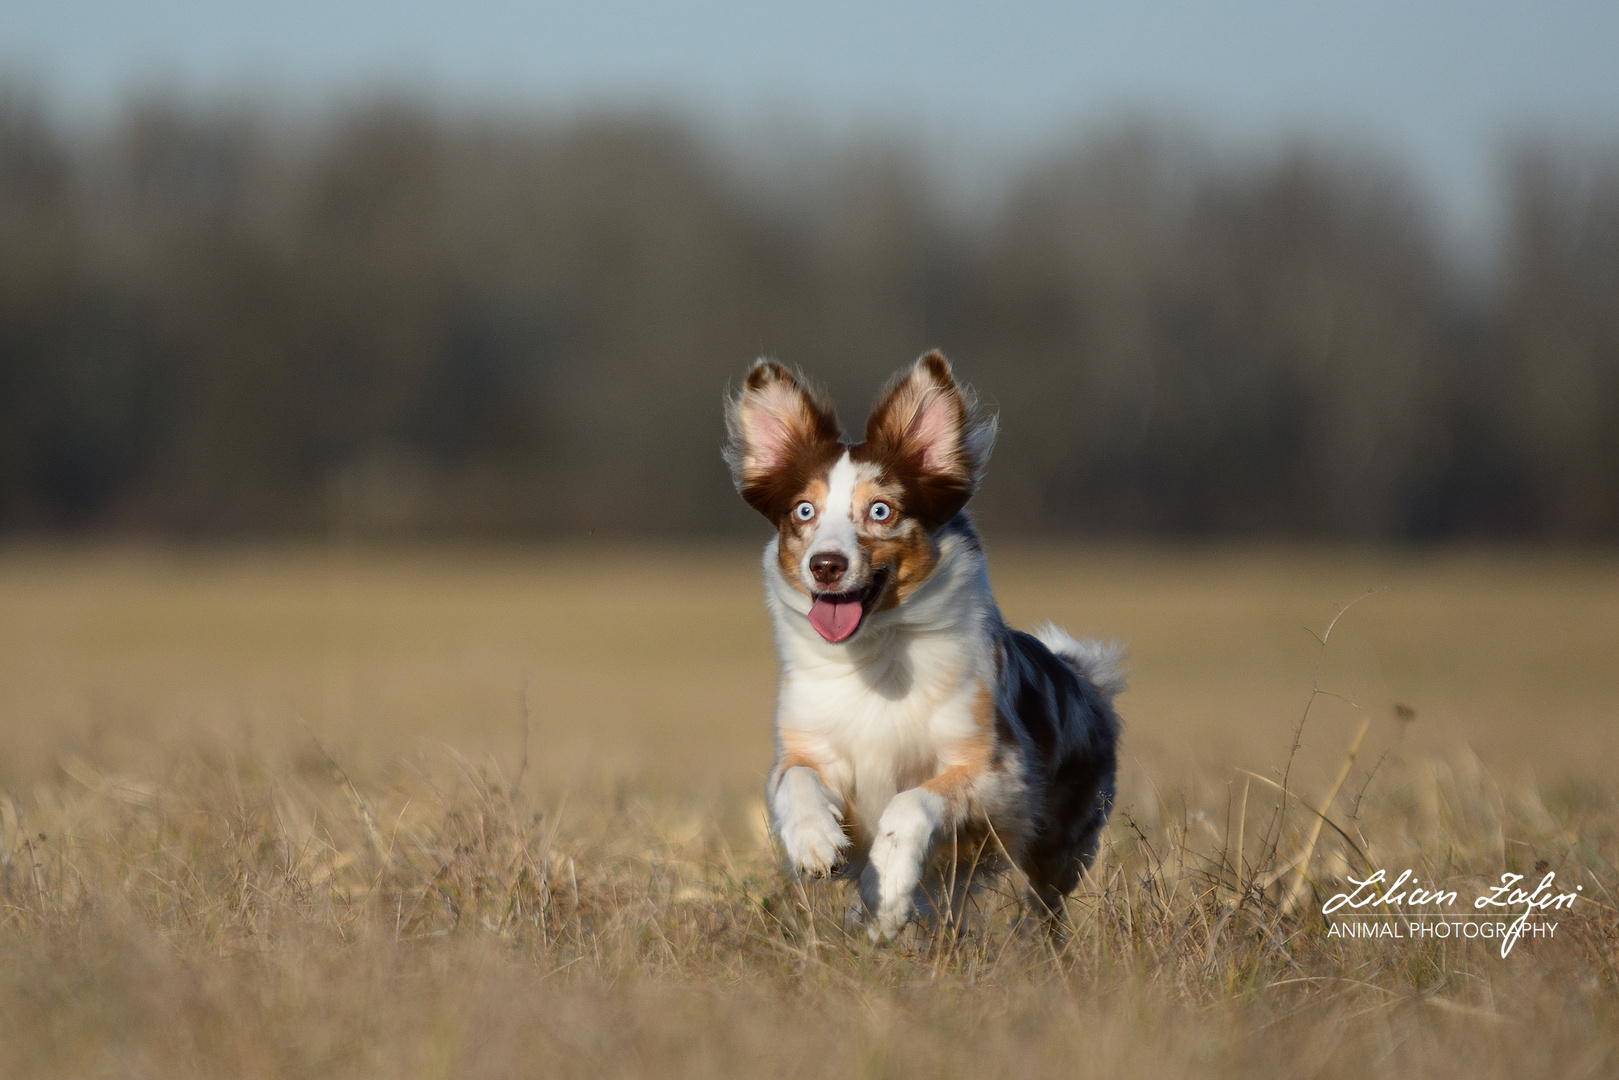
{"left": 775, "top": 729, "right": 827, "bottom": 778}
{"left": 865, "top": 523, "right": 937, "bottom": 610}
{"left": 849, "top": 476, "right": 900, "bottom": 522}
{"left": 845, "top": 473, "right": 938, "bottom": 610}
{"left": 750, "top": 437, "right": 843, "bottom": 524}
{"left": 774, "top": 476, "right": 829, "bottom": 596}
{"left": 919, "top": 684, "right": 998, "bottom": 826}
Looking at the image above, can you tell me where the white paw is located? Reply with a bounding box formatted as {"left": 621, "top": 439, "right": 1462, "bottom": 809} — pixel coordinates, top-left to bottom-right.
{"left": 862, "top": 788, "right": 944, "bottom": 941}
{"left": 772, "top": 767, "right": 849, "bottom": 878}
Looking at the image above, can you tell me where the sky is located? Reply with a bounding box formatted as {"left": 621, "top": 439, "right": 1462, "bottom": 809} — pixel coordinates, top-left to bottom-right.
{"left": 5, "top": 0, "right": 1619, "bottom": 245}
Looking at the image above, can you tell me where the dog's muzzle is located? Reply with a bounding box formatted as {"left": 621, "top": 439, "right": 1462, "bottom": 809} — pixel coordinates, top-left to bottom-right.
{"left": 806, "top": 566, "right": 891, "bottom": 643}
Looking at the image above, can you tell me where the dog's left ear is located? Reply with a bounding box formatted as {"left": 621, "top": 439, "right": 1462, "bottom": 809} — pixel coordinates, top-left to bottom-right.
{"left": 864, "top": 351, "right": 997, "bottom": 524}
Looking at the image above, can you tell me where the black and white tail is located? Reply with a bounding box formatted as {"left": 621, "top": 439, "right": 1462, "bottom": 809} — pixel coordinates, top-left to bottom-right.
{"left": 1032, "top": 623, "right": 1127, "bottom": 704}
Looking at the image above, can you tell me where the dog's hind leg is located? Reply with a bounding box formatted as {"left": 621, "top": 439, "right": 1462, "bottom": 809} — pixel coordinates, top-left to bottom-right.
{"left": 1019, "top": 879, "right": 1072, "bottom": 942}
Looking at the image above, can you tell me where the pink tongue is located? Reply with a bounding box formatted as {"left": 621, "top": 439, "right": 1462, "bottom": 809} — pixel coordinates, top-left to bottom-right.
{"left": 808, "top": 595, "right": 864, "bottom": 643}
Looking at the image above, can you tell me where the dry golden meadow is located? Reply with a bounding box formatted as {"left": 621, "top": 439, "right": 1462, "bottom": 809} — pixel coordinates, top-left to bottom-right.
{"left": 3, "top": 543, "right": 1618, "bottom": 1078}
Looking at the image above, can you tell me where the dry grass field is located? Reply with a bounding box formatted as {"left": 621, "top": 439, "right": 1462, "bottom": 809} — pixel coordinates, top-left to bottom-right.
{"left": 2, "top": 543, "right": 1618, "bottom": 1078}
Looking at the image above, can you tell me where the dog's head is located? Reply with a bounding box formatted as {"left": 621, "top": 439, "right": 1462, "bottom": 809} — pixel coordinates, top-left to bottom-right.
{"left": 724, "top": 351, "right": 997, "bottom": 643}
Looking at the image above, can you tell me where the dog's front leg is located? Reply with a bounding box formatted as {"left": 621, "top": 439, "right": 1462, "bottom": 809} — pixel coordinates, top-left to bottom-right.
{"left": 861, "top": 786, "right": 948, "bottom": 941}
{"left": 770, "top": 765, "right": 850, "bottom": 879}
{"left": 863, "top": 751, "right": 996, "bottom": 943}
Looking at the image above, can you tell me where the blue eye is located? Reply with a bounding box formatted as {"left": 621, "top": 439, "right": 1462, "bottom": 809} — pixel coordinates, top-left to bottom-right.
{"left": 869, "top": 502, "right": 892, "bottom": 522}
{"left": 794, "top": 501, "right": 816, "bottom": 521}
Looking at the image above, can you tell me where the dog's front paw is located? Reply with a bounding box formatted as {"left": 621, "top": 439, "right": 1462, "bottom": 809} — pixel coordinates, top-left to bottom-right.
{"left": 864, "top": 882, "right": 914, "bottom": 944}
{"left": 861, "top": 788, "right": 944, "bottom": 942}
{"left": 773, "top": 766, "right": 850, "bottom": 879}
{"left": 779, "top": 803, "right": 849, "bottom": 878}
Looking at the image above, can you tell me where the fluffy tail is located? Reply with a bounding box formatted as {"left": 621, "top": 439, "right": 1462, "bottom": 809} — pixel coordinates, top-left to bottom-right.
{"left": 1032, "top": 623, "right": 1127, "bottom": 704}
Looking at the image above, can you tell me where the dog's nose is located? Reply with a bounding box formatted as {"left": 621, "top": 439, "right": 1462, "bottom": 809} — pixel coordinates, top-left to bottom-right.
{"left": 809, "top": 552, "right": 848, "bottom": 587}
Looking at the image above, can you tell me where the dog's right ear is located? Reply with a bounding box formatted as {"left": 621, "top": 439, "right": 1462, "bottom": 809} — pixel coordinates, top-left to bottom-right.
{"left": 724, "top": 361, "right": 842, "bottom": 518}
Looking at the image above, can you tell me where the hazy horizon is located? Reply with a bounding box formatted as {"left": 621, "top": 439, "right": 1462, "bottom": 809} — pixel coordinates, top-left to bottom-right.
{"left": 7, "top": 0, "right": 1619, "bottom": 246}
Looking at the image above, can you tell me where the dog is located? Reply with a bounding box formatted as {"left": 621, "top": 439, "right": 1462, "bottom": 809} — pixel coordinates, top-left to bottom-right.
{"left": 723, "top": 350, "right": 1122, "bottom": 940}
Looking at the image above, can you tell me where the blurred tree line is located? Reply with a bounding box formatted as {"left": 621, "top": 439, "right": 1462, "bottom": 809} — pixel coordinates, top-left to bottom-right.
{"left": 1, "top": 86, "right": 1616, "bottom": 539}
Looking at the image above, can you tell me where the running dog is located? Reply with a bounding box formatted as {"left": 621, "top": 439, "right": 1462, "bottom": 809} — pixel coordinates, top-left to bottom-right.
{"left": 724, "top": 351, "right": 1122, "bottom": 940}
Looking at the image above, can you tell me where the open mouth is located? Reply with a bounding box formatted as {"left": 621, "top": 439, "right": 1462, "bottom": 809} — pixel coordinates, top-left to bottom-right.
{"left": 806, "top": 566, "right": 891, "bottom": 644}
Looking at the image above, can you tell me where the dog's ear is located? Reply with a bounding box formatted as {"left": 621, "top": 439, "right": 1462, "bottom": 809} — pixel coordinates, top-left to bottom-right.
{"left": 862, "top": 351, "right": 997, "bottom": 525}
{"left": 724, "top": 360, "right": 842, "bottom": 518}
